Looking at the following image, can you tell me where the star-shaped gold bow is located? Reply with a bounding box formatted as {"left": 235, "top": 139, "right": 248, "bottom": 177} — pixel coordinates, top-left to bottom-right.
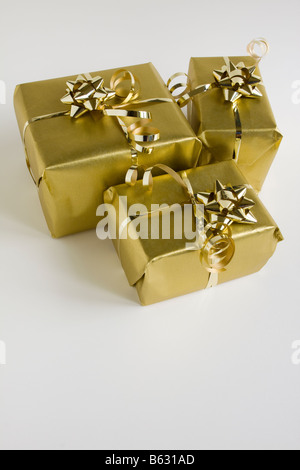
{"left": 61, "top": 74, "right": 116, "bottom": 118}
{"left": 213, "top": 59, "right": 262, "bottom": 103}
{"left": 197, "top": 180, "right": 257, "bottom": 228}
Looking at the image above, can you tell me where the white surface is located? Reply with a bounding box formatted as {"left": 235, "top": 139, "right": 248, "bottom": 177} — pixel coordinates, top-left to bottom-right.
{"left": 0, "top": 0, "right": 300, "bottom": 451}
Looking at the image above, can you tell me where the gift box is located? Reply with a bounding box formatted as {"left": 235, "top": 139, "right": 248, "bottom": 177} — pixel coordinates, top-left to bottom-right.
{"left": 104, "top": 161, "right": 283, "bottom": 305}
{"left": 185, "top": 55, "right": 282, "bottom": 192}
{"left": 14, "top": 63, "right": 201, "bottom": 238}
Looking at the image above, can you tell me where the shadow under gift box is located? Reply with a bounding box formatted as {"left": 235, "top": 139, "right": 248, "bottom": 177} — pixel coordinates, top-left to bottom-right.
{"left": 14, "top": 63, "right": 201, "bottom": 238}
{"left": 104, "top": 161, "right": 283, "bottom": 306}
{"left": 188, "top": 56, "right": 282, "bottom": 192}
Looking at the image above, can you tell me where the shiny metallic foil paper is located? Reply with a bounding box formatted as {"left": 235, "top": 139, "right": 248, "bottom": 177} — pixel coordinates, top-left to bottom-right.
{"left": 104, "top": 161, "right": 283, "bottom": 306}
{"left": 14, "top": 63, "right": 201, "bottom": 238}
{"left": 188, "top": 56, "right": 282, "bottom": 192}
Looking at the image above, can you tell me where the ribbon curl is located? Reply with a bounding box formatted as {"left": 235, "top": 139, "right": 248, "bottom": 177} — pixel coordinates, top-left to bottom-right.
{"left": 23, "top": 69, "right": 172, "bottom": 186}
{"left": 167, "top": 38, "right": 268, "bottom": 162}
{"left": 143, "top": 164, "right": 257, "bottom": 288}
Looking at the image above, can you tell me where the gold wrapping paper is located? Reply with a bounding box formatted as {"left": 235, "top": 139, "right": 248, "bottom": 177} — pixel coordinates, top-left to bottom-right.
{"left": 104, "top": 161, "right": 283, "bottom": 305}
{"left": 188, "top": 56, "right": 282, "bottom": 192}
{"left": 14, "top": 63, "right": 201, "bottom": 238}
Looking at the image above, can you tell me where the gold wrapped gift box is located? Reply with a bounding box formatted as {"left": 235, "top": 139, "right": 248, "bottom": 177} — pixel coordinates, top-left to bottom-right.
{"left": 188, "top": 56, "right": 282, "bottom": 192}
{"left": 14, "top": 63, "right": 201, "bottom": 238}
{"left": 104, "top": 161, "right": 283, "bottom": 305}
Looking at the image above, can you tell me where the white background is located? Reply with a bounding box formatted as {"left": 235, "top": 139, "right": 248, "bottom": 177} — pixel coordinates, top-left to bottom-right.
{"left": 0, "top": 0, "right": 300, "bottom": 451}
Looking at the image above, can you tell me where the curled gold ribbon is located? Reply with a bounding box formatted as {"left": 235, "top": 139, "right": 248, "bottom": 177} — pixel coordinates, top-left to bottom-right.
{"left": 23, "top": 69, "right": 172, "bottom": 186}
{"left": 201, "top": 223, "right": 235, "bottom": 288}
{"left": 142, "top": 164, "right": 257, "bottom": 288}
{"left": 247, "top": 38, "right": 269, "bottom": 62}
{"left": 167, "top": 38, "right": 269, "bottom": 162}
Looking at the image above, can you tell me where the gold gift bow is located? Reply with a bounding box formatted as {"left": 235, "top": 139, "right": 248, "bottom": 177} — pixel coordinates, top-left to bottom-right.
{"left": 142, "top": 164, "right": 257, "bottom": 288}
{"left": 167, "top": 38, "right": 269, "bottom": 162}
{"left": 22, "top": 69, "right": 173, "bottom": 186}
